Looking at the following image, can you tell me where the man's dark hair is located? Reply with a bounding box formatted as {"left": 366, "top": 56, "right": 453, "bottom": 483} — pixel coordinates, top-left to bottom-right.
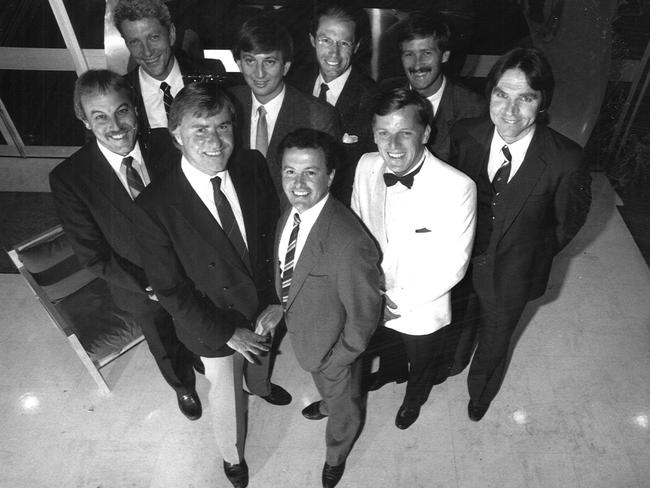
{"left": 113, "top": 0, "right": 172, "bottom": 33}
{"left": 233, "top": 13, "right": 294, "bottom": 63}
{"left": 486, "top": 47, "right": 555, "bottom": 123}
{"left": 168, "top": 83, "right": 236, "bottom": 134}
{"left": 278, "top": 128, "right": 340, "bottom": 174}
{"left": 395, "top": 12, "right": 451, "bottom": 53}
{"left": 373, "top": 87, "right": 434, "bottom": 129}
{"left": 73, "top": 69, "right": 136, "bottom": 121}
{"left": 310, "top": 1, "right": 365, "bottom": 42}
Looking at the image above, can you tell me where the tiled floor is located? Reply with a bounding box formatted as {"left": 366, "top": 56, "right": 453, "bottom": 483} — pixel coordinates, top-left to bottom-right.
{"left": 1, "top": 173, "right": 648, "bottom": 488}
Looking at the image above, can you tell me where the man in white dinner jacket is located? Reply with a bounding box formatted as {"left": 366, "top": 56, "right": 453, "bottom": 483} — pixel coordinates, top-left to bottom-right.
{"left": 352, "top": 87, "right": 476, "bottom": 429}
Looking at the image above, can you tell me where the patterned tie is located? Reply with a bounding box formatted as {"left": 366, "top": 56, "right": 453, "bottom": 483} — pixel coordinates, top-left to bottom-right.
{"left": 318, "top": 83, "right": 329, "bottom": 103}
{"left": 160, "top": 82, "right": 174, "bottom": 118}
{"left": 121, "top": 156, "right": 145, "bottom": 199}
{"left": 211, "top": 176, "right": 250, "bottom": 270}
{"left": 255, "top": 105, "right": 268, "bottom": 156}
{"left": 280, "top": 212, "right": 301, "bottom": 308}
{"left": 492, "top": 145, "right": 512, "bottom": 195}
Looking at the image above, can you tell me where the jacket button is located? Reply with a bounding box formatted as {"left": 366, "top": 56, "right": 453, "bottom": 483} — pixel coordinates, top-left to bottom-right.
{"left": 223, "top": 286, "right": 229, "bottom": 291}
{"left": 265, "top": 259, "right": 271, "bottom": 263}
{"left": 208, "top": 262, "right": 215, "bottom": 268}
{"left": 227, "top": 304, "right": 234, "bottom": 309}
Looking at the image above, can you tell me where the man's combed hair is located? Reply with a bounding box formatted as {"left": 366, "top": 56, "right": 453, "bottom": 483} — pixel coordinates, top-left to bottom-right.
{"left": 373, "top": 88, "right": 433, "bottom": 129}
{"left": 113, "top": 0, "right": 172, "bottom": 32}
{"left": 310, "top": 1, "right": 365, "bottom": 41}
{"left": 395, "top": 12, "right": 451, "bottom": 52}
{"left": 73, "top": 69, "right": 136, "bottom": 121}
{"left": 168, "top": 82, "right": 236, "bottom": 134}
{"left": 233, "top": 12, "right": 294, "bottom": 62}
{"left": 278, "top": 128, "right": 341, "bottom": 174}
{"left": 486, "top": 47, "right": 555, "bottom": 123}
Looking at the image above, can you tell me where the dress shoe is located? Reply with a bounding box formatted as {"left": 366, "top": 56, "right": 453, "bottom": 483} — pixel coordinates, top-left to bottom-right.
{"left": 322, "top": 461, "right": 345, "bottom": 488}
{"left": 366, "top": 374, "right": 408, "bottom": 392}
{"left": 223, "top": 459, "right": 249, "bottom": 488}
{"left": 468, "top": 400, "right": 489, "bottom": 422}
{"left": 395, "top": 404, "right": 420, "bottom": 429}
{"left": 193, "top": 356, "right": 205, "bottom": 375}
{"left": 177, "top": 391, "right": 202, "bottom": 421}
{"left": 302, "top": 401, "right": 328, "bottom": 420}
{"left": 259, "top": 383, "right": 292, "bottom": 406}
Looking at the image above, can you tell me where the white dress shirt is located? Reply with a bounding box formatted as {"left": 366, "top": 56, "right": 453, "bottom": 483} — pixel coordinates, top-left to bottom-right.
{"left": 312, "top": 67, "right": 352, "bottom": 107}
{"left": 487, "top": 126, "right": 535, "bottom": 182}
{"left": 138, "top": 57, "right": 184, "bottom": 129}
{"left": 278, "top": 194, "right": 329, "bottom": 270}
{"left": 97, "top": 140, "right": 150, "bottom": 199}
{"left": 181, "top": 157, "right": 248, "bottom": 246}
{"left": 426, "top": 75, "right": 446, "bottom": 117}
{"left": 249, "top": 85, "right": 286, "bottom": 149}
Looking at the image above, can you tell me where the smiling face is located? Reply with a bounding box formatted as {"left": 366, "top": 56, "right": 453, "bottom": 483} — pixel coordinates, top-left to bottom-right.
{"left": 400, "top": 36, "right": 450, "bottom": 97}
{"left": 490, "top": 68, "right": 542, "bottom": 143}
{"left": 172, "top": 107, "right": 234, "bottom": 175}
{"left": 119, "top": 17, "right": 176, "bottom": 81}
{"left": 281, "top": 147, "right": 334, "bottom": 213}
{"left": 80, "top": 88, "right": 138, "bottom": 156}
{"left": 373, "top": 105, "right": 430, "bottom": 176}
{"left": 237, "top": 50, "right": 291, "bottom": 104}
{"left": 309, "top": 15, "right": 358, "bottom": 83}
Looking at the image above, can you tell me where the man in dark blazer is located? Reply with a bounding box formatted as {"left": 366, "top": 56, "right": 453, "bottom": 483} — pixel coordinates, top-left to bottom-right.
{"left": 136, "top": 83, "right": 291, "bottom": 488}
{"left": 449, "top": 48, "right": 592, "bottom": 421}
{"left": 262, "top": 129, "right": 381, "bottom": 488}
{"left": 288, "top": 2, "right": 379, "bottom": 204}
{"left": 49, "top": 69, "right": 201, "bottom": 420}
{"left": 114, "top": 0, "right": 227, "bottom": 156}
{"left": 228, "top": 13, "right": 342, "bottom": 201}
{"left": 381, "top": 12, "right": 485, "bottom": 163}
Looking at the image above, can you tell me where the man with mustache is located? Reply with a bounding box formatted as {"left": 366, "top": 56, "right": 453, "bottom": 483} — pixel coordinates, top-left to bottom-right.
{"left": 49, "top": 69, "right": 201, "bottom": 420}
{"left": 383, "top": 12, "right": 485, "bottom": 163}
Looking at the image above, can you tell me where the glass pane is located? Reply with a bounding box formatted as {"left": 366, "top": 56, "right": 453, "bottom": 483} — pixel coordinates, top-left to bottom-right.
{"left": 0, "top": 70, "right": 86, "bottom": 146}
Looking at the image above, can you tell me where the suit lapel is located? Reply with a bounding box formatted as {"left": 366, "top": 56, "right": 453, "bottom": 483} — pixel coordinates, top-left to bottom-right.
{"left": 335, "top": 69, "right": 360, "bottom": 120}
{"left": 228, "top": 153, "right": 256, "bottom": 274}
{"left": 170, "top": 169, "right": 251, "bottom": 276}
{"left": 274, "top": 209, "right": 290, "bottom": 298}
{"left": 285, "top": 197, "right": 334, "bottom": 310}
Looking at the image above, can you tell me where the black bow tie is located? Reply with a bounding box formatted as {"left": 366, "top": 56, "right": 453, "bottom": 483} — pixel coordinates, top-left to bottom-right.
{"left": 383, "top": 162, "right": 424, "bottom": 189}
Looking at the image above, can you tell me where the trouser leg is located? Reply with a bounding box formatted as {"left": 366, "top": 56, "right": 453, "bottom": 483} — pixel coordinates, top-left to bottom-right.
{"left": 361, "top": 325, "right": 408, "bottom": 386}
{"left": 400, "top": 327, "right": 447, "bottom": 407}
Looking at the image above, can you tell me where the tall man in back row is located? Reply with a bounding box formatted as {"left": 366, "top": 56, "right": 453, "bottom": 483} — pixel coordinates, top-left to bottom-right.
{"left": 49, "top": 69, "right": 201, "bottom": 420}
{"left": 450, "top": 47, "right": 592, "bottom": 421}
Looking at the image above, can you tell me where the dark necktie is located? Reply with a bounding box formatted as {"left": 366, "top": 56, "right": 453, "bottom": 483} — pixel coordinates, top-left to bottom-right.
{"left": 255, "top": 105, "right": 268, "bottom": 157}
{"left": 211, "top": 176, "right": 250, "bottom": 269}
{"left": 383, "top": 161, "right": 424, "bottom": 189}
{"left": 318, "top": 83, "right": 329, "bottom": 103}
{"left": 160, "top": 82, "right": 173, "bottom": 118}
{"left": 492, "top": 145, "right": 512, "bottom": 195}
{"left": 280, "top": 212, "right": 301, "bottom": 308}
{"left": 121, "top": 156, "right": 145, "bottom": 199}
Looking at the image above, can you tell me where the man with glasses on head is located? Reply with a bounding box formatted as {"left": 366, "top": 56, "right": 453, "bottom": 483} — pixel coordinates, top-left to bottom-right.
{"left": 289, "top": 1, "right": 379, "bottom": 204}
{"left": 229, "top": 12, "right": 342, "bottom": 202}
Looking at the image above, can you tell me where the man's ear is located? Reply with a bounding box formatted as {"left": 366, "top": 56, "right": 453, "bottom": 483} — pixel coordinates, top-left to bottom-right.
{"left": 236, "top": 59, "right": 243, "bottom": 72}
{"left": 422, "top": 125, "right": 432, "bottom": 144}
{"left": 282, "top": 61, "right": 292, "bottom": 77}
{"left": 441, "top": 50, "right": 451, "bottom": 64}
{"left": 327, "top": 169, "right": 336, "bottom": 187}
{"left": 309, "top": 33, "right": 316, "bottom": 48}
{"left": 171, "top": 127, "right": 183, "bottom": 147}
{"left": 82, "top": 119, "right": 91, "bottom": 131}
{"left": 169, "top": 23, "right": 177, "bottom": 46}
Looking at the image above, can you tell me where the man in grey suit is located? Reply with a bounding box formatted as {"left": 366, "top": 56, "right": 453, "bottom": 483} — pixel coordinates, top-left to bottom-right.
{"left": 259, "top": 128, "right": 381, "bottom": 488}
{"left": 382, "top": 12, "right": 485, "bottom": 163}
{"left": 228, "top": 13, "right": 342, "bottom": 201}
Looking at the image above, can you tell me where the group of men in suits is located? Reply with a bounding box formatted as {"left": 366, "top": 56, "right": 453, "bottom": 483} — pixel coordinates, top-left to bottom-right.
{"left": 48, "top": 1, "right": 592, "bottom": 487}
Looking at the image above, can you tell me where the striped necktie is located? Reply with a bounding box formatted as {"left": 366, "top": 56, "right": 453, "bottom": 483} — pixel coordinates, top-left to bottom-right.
{"left": 160, "top": 82, "right": 174, "bottom": 118}
{"left": 280, "top": 212, "right": 301, "bottom": 308}
{"left": 122, "top": 156, "right": 144, "bottom": 199}
{"left": 492, "top": 145, "right": 512, "bottom": 195}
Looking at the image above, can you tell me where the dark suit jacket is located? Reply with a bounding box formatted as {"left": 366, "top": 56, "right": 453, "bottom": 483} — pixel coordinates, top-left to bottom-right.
{"left": 228, "top": 83, "right": 342, "bottom": 198}
{"left": 381, "top": 76, "right": 485, "bottom": 163}
{"left": 449, "top": 117, "right": 591, "bottom": 308}
{"left": 275, "top": 197, "right": 382, "bottom": 373}
{"left": 49, "top": 140, "right": 175, "bottom": 312}
{"left": 136, "top": 149, "right": 280, "bottom": 357}
{"left": 290, "top": 66, "right": 380, "bottom": 204}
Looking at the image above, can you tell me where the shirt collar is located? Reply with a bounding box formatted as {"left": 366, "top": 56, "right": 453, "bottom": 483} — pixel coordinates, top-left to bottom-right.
{"left": 138, "top": 56, "right": 182, "bottom": 91}
{"left": 315, "top": 66, "right": 352, "bottom": 99}
{"left": 291, "top": 193, "right": 329, "bottom": 225}
{"left": 251, "top": 84, "right": 286, "bottom": 116}
{"left": 492, "top": 125, "right": 536, "bottom": 160}
{"left": 426, "top": 75, "right": 446, "bottom": 103}
{"left": 96, "top": 139, "right": 143, "bottom": 172}
{"left": 384, "top": 151, "right": 426, "bottom": 176}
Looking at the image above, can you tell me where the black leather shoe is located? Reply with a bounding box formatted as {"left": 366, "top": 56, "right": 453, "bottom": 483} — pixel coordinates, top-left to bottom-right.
{"left": 395, "top": 404, "right": 420, "bottom": 429}
{"left": 302, "top": 401, "right": 328, "bottom": 420}
{"left": 468, "top": 400, "right": 489, "bottom": 422}
{"left": 193, "top": 356, "right": 205, "bottom": 375}
{"left": 223, "top": 459, "right": 249, "bottom": 488}
{"left": 322, "top": 461, "right": 345, "bottom": 488}
{"left": 177, "top": 391, "right": 202, "bottom": 421}
{"left": 367, "top": 374, "right": 408, "bottom": 392}
{"left": 260, "top": 383, "right": 292, "bottom": 406}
